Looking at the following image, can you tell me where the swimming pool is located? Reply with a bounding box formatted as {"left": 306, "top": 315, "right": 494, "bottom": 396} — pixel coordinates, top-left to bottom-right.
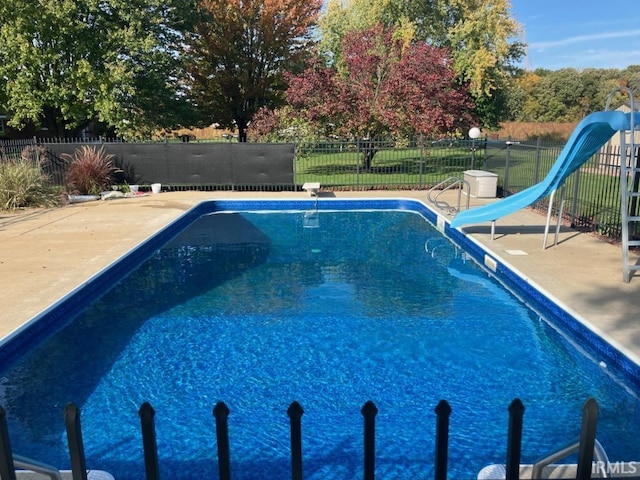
{"left": 0, "top": 199, "right": 639, "bottom": 479}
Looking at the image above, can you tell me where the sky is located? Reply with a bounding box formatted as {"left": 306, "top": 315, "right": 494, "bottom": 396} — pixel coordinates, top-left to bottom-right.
{"left": 510, "top": 0, "right": 640, "bottom": 71}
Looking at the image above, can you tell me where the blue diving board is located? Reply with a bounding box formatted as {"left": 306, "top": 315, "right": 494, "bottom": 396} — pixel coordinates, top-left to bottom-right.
{"left": 450, "top": 111, "right": 638, "bottom": 229}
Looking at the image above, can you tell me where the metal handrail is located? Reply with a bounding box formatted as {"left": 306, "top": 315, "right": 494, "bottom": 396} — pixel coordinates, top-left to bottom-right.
{"left": 531, "top": 437, "right": 610, "bottom": 479}
{"left": 13, "top": 454, "right": 63, "bottom": 480}
{"left": 427, "top": 176, "right": 470, "bottom": 214}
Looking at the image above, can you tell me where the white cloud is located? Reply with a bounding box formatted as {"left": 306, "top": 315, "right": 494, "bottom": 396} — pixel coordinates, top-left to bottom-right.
{"left": 529, "top": 48, "right": 640, "bottom": 70}
{"left": 530, "top": 29, "right": 640, "bottom": 51}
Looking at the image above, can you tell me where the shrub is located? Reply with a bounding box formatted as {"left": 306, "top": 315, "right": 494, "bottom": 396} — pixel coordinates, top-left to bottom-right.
{"left": 0, "top": 157, "right": 56, "bottom": 210}
{"left": 63, "top": 146, "right": 119, "bottom": 195}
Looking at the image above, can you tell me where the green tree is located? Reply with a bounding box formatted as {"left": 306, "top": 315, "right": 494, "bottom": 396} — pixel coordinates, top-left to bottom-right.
{"left": 507, "top": 67, "right": 633, "bottom": 123}
{"left": 624, "top": 66, "right": 640, "bottom": 97}
{"left": 508, "top": 71, "right": 539, "bottom": 121}
{"left": 187, "top": 0, "right": 322, "bottom": 142}
{"left": 0, "top": 0, "right": 197, "bottom": 138}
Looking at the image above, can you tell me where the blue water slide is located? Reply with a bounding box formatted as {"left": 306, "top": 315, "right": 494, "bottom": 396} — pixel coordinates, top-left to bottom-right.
{"left": 450, "top": 111, "right": 635, "bottom": 228}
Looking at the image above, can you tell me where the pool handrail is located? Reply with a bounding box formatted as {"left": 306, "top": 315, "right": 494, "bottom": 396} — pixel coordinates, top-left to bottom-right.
{"left": 530, "top": 437, "right": 611, "bottom": 479}
{"left": 13, "top": 453, "right": 63, "bottom": 480}
{"left": 427, "top": 176, "right": 470, "bottom": 214}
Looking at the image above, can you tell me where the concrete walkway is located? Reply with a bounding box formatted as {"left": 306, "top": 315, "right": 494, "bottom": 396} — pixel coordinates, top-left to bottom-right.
{"left": 1, "top": 190, "right": 639, "bottom": 364}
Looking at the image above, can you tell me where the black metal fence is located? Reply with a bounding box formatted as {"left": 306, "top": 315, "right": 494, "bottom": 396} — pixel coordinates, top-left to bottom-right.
{"left": 0, "top": 135, "right": 631, "bottom": 241}
{"left": 481, "top": 139, "right": 630, "bottom": 240}
{"left": 294, "top": 136, "right": 629, "bottom": 241}
{"left": 0, "top": 398, "right": 602, "bottom": 480}
{"left": 294, "top": 137, "right": 490, "bottom": 190}
{"left": 0, "top": 138, "right": 297, "bottom": 191}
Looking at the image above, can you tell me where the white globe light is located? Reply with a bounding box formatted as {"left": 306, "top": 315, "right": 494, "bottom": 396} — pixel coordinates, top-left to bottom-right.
{"left": 468, "top": 127, "right": 481, "bottom": 139}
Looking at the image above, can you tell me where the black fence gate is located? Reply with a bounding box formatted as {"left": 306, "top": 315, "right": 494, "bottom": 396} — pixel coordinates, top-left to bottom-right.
{"left": 0, "top": 398, "right": 603, "bottom": 480}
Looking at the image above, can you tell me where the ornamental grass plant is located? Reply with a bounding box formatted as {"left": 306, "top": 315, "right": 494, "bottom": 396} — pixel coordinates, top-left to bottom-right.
{"left": 0, "top": 148, "right": 58, "bottom": 210}
{"left": 63, "top": 145, "right": 119, "bottom": 195}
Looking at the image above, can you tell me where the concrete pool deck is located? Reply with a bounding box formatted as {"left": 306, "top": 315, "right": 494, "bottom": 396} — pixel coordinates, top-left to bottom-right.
{"left": 1, "top": 189, "right": 640, "bottom": 367}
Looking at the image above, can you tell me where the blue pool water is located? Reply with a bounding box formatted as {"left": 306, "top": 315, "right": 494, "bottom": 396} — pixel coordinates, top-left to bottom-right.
{"left": 1, "top": 201, "right": 639, "bottom": 479}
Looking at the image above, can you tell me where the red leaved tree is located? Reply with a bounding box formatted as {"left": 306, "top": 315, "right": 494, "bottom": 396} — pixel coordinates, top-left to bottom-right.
{"left": 286, "top": 25, "right": 476, "bottom": 169}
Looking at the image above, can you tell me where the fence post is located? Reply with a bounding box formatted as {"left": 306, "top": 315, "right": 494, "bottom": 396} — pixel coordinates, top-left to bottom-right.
{"left": 505, "top": 399, "right": 525, "bottom": 480}
{"left": 503, "top": 141, "right": 513, "bottom": 195}
{"left": 361, "top": 401, "right": 378, "bottom": 480}
{"left": 482, "top": 135, "right": 488, "bottom": 170}
{"left": 570, "top": 168, "right": 581, "bottom": 227}
{"left": 287, "top": 401, "right": 304, "bottom": 480}
{"left": 356, "top": 139, "right": 361, "bottom": 190}
{"left": 419, "top": 134, "right": 424, "bottom": 189}
{"left": 0, "top": 406, "right": 17, "bottom": 480}
{"left": 533, "top": 138, "right": 542, "bottom": 185}
{"left": 139, "top": 402, "right": 160, "bottom": 480}
{"left": 64, "top": 403, "right": 88, "bottom": 480}
{"left": 576, "top": 398, "right": 599, "bottom": 480}
{"left": 213, "top": 402, "right": 232, "bottom": 480}
{"left": 631, "top": 146, "right": 640, "bottom": 218}
{"left": 434, "top": 400, "right": 451, "bottom": 480}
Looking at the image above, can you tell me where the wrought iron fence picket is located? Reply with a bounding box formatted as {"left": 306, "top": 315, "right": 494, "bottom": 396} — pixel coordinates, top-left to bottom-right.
{"left": 287, "top": 401, "right": 304, "bottom": 480}
{"left": 139, "top": 402, "right": 160, "bottom": 480}
{"left": 0, "top": 406, "right": 18, "bottom": 480}
{"left": 434, "top": 400, "right": 451, "bottom": 480}
{"left": 576, "top": 398, "right": 599, "bottom": 480}
{"left": 505, "top": 399, "right": 525, "bottom": 480}
{"left": 361, "top": 400, "right": 378, "bottom": 480}
{"left": 213, "top": 401, "right": 232, "bottom": 480}
{"left": 64, "top": 403, "right": 89, "bottom": 480}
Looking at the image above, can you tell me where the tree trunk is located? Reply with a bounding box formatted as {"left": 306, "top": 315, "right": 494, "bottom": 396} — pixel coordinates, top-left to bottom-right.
{"left": 359, "top": 139, "right": 378, "bottom": 171}
{"left": 236, "top": 119, "right": 248, "bottom": 143}
{"left": 43, "top": 107, "right": 65, "bottom": 138}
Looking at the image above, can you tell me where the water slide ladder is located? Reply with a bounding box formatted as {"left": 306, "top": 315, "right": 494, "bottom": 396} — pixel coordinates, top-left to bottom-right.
{"left": 427, "top": 176, "right": 470, "bottom": 214}
{"left": 611, "top": 88, "right": 640, "bottom": 282}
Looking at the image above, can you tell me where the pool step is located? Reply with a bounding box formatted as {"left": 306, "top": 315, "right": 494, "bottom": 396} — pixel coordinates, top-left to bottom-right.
{"left": 16, "top": 471, "right": 114, "bottom": 480}
{"left": 478, "top": 462, "right": 639, "bottom": 479}
{"left": 13, "top": 453, "right": 114, "bottom": 480}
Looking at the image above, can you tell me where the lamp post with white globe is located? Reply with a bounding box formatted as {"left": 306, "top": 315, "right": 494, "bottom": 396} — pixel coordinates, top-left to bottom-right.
{"left": 468, "top": 127, "right": 481, "bottom": 169}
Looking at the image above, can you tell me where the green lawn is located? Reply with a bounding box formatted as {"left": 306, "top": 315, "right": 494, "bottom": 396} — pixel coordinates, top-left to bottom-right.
{"left": 294, "top": 141, "right": 627, "bottom": 241}
{"left": 295, "top": 144, "right": 479, "bottom": 188}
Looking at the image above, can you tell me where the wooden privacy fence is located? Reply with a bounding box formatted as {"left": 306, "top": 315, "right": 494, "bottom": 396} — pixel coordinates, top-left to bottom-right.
{"left": 0, "top": 398, "right": 602, "bottom": 480}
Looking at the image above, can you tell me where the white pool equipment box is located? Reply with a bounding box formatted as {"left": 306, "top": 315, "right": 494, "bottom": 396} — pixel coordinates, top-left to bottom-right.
{"left": 463, "top": 170, "right": 498, "bottom": 198}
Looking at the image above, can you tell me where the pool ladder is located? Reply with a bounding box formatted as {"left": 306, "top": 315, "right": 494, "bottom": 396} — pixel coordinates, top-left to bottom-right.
{"left": 531, "top": 437, "right": 611, "bottom": 479}
{"left": 6, "top": 454, "right": 113, "bottom": 479}
{"left": 10, "top": 454, "right": 63, "bottom": 479}
{"left": 427, "top": 176, "right": 470, "bottom": 215}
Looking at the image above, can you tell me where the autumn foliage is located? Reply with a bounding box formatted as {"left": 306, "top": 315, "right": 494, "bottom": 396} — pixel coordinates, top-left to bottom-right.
{"left": 189, "top": 0, "right": 322, "bottom": 142}
{"left": 284, "top": 25, "right": 475, "bottom": 142}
